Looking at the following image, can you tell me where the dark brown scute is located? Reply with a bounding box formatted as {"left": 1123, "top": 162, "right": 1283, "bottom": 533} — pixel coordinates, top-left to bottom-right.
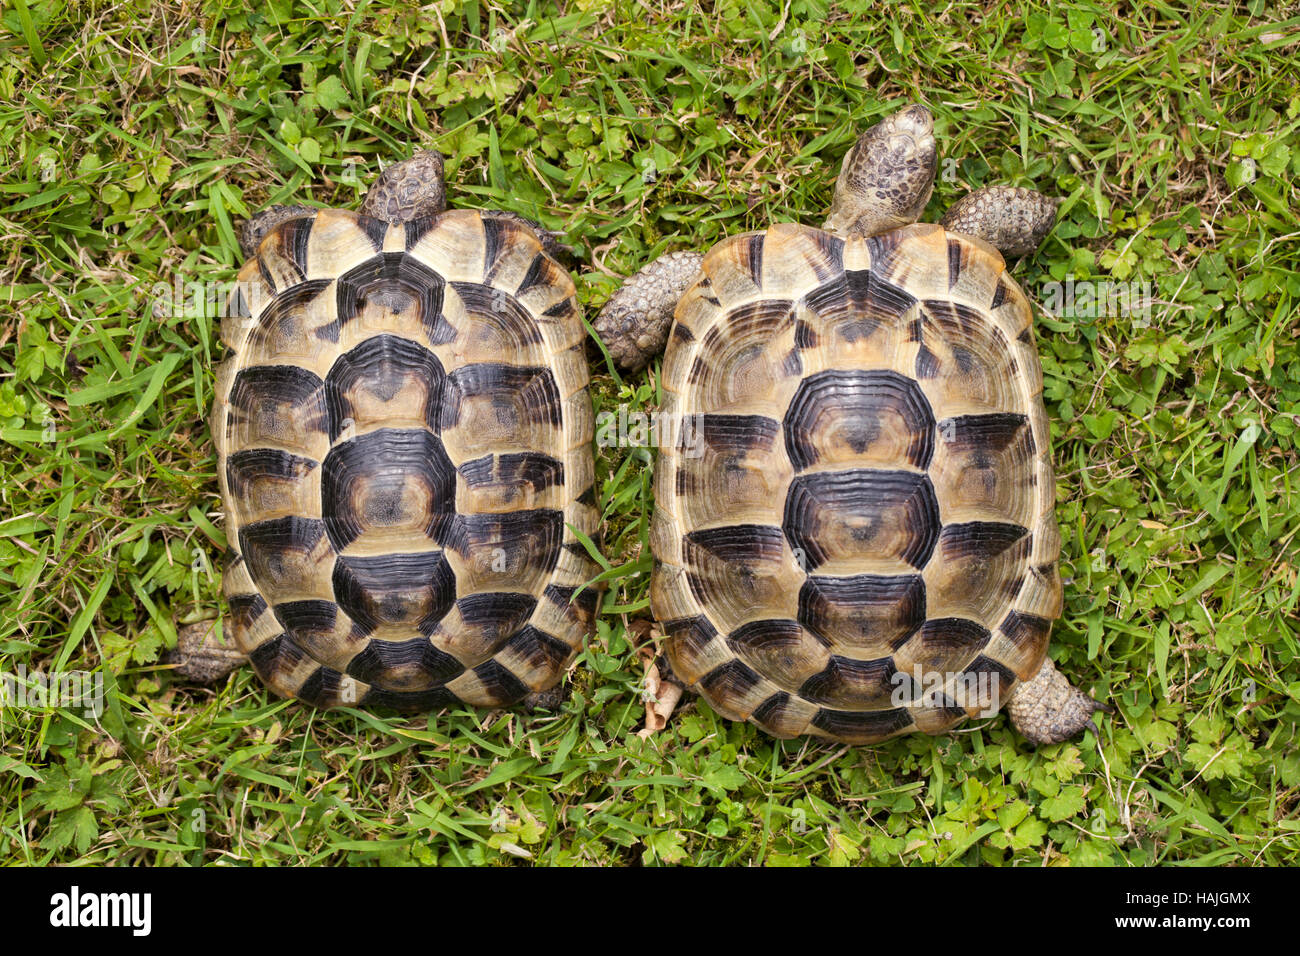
{"left": 331, "top": 552, "right": 455, "bottom": 634}
{"left": 782, "top": 471, "right": 941, "bottom": 570}
{"left": 799, "top": 655, "right": 898, "bottom": 708}
{"left": 334, "top": 254, "right": 444, "bottom": 332}
{"left": 783, "top": 369, "right": 935, "bottom": 471}
{"left": 320, "top": 429, "right": 455, "bottom": 551}
{"left": 797, "top": 573, "right": 927, "bottom": 647}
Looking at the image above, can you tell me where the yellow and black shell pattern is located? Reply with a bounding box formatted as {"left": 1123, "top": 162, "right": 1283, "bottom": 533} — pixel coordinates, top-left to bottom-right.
{"left": 213, "top": 209, "right": 601, "bottom": 710}
{"left": 651, "top": 222, "right": 1062, "bottom": 744}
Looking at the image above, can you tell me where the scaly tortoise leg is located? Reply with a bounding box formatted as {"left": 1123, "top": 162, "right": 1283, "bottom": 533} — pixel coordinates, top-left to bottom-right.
{"left": 166, "top": 620, "right": 246, "bottom": 684}
{"left": 939, "top": 185, "right": 1059, "bottom": 258}
{"left": 238, "top": 204, "right": 317, "bottom": 259}
{"left": 591, "top": 250, "right": 704, "bottom": 373}
{"left": 1005, "top": 657, "right": 1112, "bottom": 745}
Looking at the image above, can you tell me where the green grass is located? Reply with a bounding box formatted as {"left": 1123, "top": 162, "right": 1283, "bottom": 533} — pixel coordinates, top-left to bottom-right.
{"left": 1, "top": 0, "right": 1298, "bottom": 866}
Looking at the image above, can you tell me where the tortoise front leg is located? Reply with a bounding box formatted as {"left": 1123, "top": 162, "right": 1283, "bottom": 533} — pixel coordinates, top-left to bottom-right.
{"left": 591, "top": 250, "right": 704, "bottom": 372}
{"left": 480, "top": 210, "right": 574, "bottom": 265}
{"left": 939, "top": 185, "right": 1058, "bottom": 258}
{"left": 239, "top": 204, "right": 316, "bottom": 259}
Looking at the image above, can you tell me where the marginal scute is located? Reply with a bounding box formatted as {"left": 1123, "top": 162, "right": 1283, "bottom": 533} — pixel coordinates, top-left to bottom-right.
{"left": 728, "top": 618, "right": 830, "bottom": 688}
{"left": 654, "top": 222, "right": 1060, "bottom": 744}
{"left": 811, "top": 706, "right": 914, "bottom": 745}
{"left": 216, "top": 210, "right": 600, "bottom": 710}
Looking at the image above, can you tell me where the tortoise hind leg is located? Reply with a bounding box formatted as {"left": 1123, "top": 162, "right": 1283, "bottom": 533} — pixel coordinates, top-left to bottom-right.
{"left": 166, "top": 620, "right": 247, "bottom": 684}
{"left": 1006, "top": 657, "right": 1112, "bottom": 745}
{"left": 522, "top": 681, "right": 571, "bottom": 713}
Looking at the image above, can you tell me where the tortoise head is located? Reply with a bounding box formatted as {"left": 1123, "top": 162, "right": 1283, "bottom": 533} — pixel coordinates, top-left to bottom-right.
{"left": 823, "top": 104, "right": 937, "bottom": 238}
{"left": 359, "top": 150, "right": 447, "bottom": 222}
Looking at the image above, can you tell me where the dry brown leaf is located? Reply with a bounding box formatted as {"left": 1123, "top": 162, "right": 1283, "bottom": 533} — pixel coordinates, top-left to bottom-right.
{"left": 634, "top": 627, "right": 682, "bottom": 738}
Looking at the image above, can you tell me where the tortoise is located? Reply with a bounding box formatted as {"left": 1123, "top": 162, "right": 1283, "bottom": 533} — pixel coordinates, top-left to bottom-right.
{"left": 174, "top": 151, "right": 602, "bottom": 711}
{"left": 596, "top": 104, "right": 1109, "bottom": 745}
